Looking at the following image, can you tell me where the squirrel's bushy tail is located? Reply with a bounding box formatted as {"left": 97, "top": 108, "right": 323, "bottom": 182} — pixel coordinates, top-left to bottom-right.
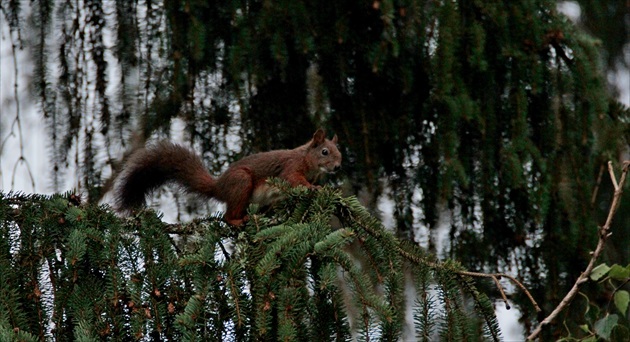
{"left": 116, "top": 141, "right": 215, "bottom": 210}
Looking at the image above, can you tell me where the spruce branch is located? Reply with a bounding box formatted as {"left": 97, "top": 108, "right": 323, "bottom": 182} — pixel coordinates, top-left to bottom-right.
{"left": 336, "top": 194, "right": 526, "bottom": 341}
{"left": 399, "top": 246, "right": 541, "bottom": 314}
{"left": 527, "top": 160, "right": 630, "bottom": 341}
{"left": 339, "top": 195, "right": 540, "bottom": 313}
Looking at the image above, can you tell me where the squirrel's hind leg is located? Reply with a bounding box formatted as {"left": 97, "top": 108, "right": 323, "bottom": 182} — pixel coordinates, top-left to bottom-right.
{"left": 217, "top": 168, "right": 255, "bottom": 226}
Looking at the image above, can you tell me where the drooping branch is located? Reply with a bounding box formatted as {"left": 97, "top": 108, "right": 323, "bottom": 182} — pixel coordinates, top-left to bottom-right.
{"left": 527, "top": 160, "right": 630, "bottom": 341}
{"left": 0, "top": 12, "right": 35, "bottom": 192}
{"left": 337, "top": 194, "right": 541, "bottom": 314}
{"left": 398, "top": 251, "right": 541, "bottom": 313}
{"left": 456, "top": 270, "right": 540, "bottom": 312}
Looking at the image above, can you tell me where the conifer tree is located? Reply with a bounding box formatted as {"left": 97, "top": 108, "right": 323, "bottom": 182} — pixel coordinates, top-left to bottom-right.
{"left": 1, "top": 0, "right": 628, "bottom": 340}
{"left": 1, "top": 187, "right": 509, "bottom": 340}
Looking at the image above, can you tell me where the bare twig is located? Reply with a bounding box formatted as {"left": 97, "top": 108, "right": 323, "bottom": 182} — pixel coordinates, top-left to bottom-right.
{"left": 457, "top": 270, "right": 540, "bottom": 312}
{"left": 0, "top": 21, "right": 35, "bottom": 192}
{"left": 608, "top": 162, "right": 620, "bottom": 191}
{"left": 591, "top": 163, "right": 605, "bottom": 205}
{"left": 527, "top": 160, "right": 629, "bottom": 341}
{"left": 491, "top": 275, "right": 510, "bottom": 309}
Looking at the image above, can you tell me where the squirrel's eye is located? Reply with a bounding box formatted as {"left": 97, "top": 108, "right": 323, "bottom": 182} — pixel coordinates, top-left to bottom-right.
{"left": 321, "top": 148, "right": 329, "bottom": 156}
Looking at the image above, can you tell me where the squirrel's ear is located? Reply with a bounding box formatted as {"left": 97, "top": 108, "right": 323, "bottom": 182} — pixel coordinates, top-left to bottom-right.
{"left": 331, "top": 134, "right": 338, "bottom": 144}
{"left": 312, "top": 129, "right": 325, "bottom": 145}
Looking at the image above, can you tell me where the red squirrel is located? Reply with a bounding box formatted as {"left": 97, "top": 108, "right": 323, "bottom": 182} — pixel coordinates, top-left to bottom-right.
{"left": 116, "top": 129, "right": 342, "bottom": 226}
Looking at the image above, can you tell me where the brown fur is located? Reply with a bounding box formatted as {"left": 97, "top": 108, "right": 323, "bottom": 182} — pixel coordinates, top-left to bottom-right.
{"left": 116, "top": 129, "right": 342, "bottom": 225}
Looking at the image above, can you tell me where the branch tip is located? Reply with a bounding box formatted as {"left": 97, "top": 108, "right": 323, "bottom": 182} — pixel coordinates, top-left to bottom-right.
{"left": 608, "top": 161, "right": 619, "bottom": 190}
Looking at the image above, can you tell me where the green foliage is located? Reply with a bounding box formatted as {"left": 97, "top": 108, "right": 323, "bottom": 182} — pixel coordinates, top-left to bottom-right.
{"left": 0, "top": 188, "right": 507, "bottom": 340}
{"left": 2, "top": 0, "right": 629, "bottom": 340}
{"left": 559, "top": 262, "right": 630, "bottom": 341}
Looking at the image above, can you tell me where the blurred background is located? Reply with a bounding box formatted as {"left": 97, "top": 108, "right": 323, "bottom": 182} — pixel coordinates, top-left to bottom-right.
{"left": 1, "top": 0, "right": 629, "bottom": 339}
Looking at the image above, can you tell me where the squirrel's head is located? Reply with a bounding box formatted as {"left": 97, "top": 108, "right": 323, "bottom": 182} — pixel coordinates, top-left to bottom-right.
{"left": 308, "top": 128, "right": 342, "bottom": 174}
